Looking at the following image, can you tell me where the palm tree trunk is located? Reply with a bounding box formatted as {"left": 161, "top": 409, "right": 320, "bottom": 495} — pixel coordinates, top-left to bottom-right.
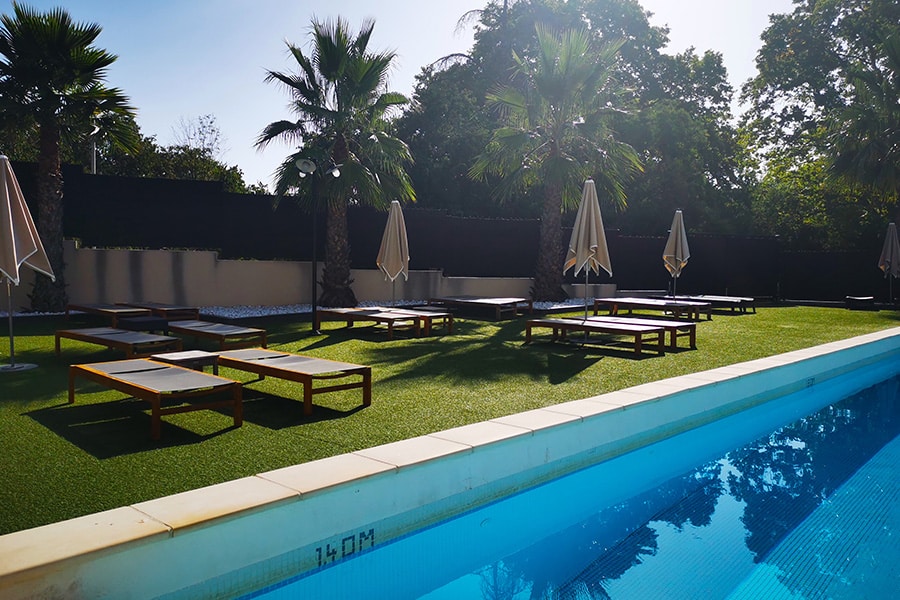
{"left": 532, "top": 187, "right": 567, "bottom": 301}
{"left": 319, "top": 198, "right": 357, "bottom": 307}
{"left": 31, "top": 124, "right": 67, "bottom": 312}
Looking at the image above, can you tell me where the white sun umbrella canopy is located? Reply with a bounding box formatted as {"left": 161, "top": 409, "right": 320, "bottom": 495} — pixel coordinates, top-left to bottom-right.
{"left": 663, "top": 209, "right": 690, "bottom": 298}
{"left": 564, "top": 179, "right": 612, "bottom": 320}
{"left": 375, "top": 200, "right": 410, "bottom": 306}
{"left": 0, "top": 155, "right": 55, "bottom": 371}
{"left": 878, "top": 222, "right": 900, "bottom": 302}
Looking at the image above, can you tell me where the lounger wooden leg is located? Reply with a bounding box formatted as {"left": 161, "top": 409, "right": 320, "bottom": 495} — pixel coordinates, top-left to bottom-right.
{"left": 656, "top": 331, "right": 664, "bottom": 355}
{"left": 689, "top": 328, "right": 696, "bottom": 349}
{"left": 233, "top": 386, "right": 243, "bottom": 427}
{"left": 303, "top": 381, "right": 313, "bottom": 416}
{"left": 447, "top": 315, "right": 454, "bottom": 334}
{"left": 634, "top": 334, "right": 642, "bottom": 355}
{"left": 525, "top": 323, "right": 533, "bottom": 344}
{"left": 56, "top": 334, "right": 61, "bottom": 356}
{"left": 362, "top": 368, "right": 372, "bottom": 407}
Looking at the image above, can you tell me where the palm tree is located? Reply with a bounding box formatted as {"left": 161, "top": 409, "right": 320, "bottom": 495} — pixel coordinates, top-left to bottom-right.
{"left": 0, "top": 2, "right": 137, "bottom": 311}
{"left": 257, "top": 17, "right": 415, "bottom": 307}
{"left": 471, "top": 25, "right": 641, "bottom": 301}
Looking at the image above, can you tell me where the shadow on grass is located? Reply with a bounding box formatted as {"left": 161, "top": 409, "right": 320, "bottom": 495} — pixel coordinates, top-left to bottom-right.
{"left": 311, "top": 323, "right": 424, "bottom": 345}
{"left": 349, "top": 318, "right": 611, "bottom": 385}
{"left": 26, "top": 399, "right": 235, "bottom": 458}
{"left": 236, "top": 389, "right": 367, "bottom": 429}
{"left": 880, "top": 311, "right": 900, "bottom": 322}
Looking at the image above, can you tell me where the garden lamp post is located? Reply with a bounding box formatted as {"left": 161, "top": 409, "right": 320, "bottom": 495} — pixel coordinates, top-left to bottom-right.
{"left": 296, "top": 158, "right": 340, "bottom": 334}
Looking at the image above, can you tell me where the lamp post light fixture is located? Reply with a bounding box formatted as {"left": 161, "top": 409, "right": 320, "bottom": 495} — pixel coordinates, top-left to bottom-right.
{"left": 89, "top": 124, "right": 101, "bottom": 175}
{"left": 296, "top": 158, "right": 340, "bottom": 334}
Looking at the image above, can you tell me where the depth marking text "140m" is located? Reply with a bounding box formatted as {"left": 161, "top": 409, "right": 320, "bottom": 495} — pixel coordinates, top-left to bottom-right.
{"left": 315, "top": 529, "right": 375, "bottom": 567}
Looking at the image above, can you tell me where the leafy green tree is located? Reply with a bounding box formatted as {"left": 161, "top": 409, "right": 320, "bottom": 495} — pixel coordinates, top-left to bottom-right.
{"left": 396, "top": 63, "right": 502, "bottom": 216}
{"left": 399, "top": 0, "right": 750, "bottom": 241}
{"left": 612, "top": 49, "right": 753, "bottom": 234}
{"left": 0, "top": 2, "right": 137, "bottom": 310}
{"left": 828, "top": 32, "right": 900, "bottom": 210}
{"left": 471, "top": 25, "right": 641, "bottom": 301}
{"left": 95, "top": 115, "right": 261, "bottom": 193}
{"left": 753, "top": 155, "right": 879, "bottom": 250}
{"left": 742, "top": 0, "right": 900, "bottom": 245}
{"left": 257, "top": 17, "right": 415, "bottom": 307}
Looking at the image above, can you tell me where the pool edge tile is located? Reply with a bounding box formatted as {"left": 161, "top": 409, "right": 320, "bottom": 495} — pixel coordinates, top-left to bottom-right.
{"left": 0, "top": 506, "right": 170, "bottom": 577}
{"left": 491, "top": 408, "right": 580, "bottom": 432}
{"left": 428, "top": 420, "right": 531, "bottom": 447}
{"left": 258, "top": 453, "right": 396, "bottom": 496}
{"left": 354, "top": 435, "right": 471, "bottom": 468}
{"left": 133, "top": 476, "right": 299, "bottom": 532}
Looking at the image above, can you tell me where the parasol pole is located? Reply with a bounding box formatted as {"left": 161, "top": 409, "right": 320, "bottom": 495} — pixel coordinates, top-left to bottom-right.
{"left": 584, "top": 268, "right": 589, "bottom": 321}
{"left": 5, "top": 278, "right": 15, "bottom": 368}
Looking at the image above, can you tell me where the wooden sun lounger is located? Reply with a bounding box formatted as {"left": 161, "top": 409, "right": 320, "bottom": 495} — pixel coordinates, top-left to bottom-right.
{"left": 315, "top": 308, "right": 421, "bottom": 339}
{"left": 65, "top": 303, "right": 152, "bottom": 327}
{"left": 167, "top": 320, "right": 267, "bottom": 350}
{"left": 55, "top": 327, "right": 183, "bottom": 358}
{"left": 118, "top": 301, "right": 201, "bottom": 320}
{"left": 428, "top": 295, "right": 533, "bottom": 320}
{"left": 593, "top": 297, "right": 712, "bottom": 321}
{"left": 656, "top": 294, "right": 756, "bottom": 314}
{"left": 587, "top": 315, "right": 696, "bottom": 350}
{"left": 216, "top": 348, "right": 372, "bottom": 415}
{"left": 524, "top": 318, "right": 665, "bottom": 356}
{"left": 369, "top": 307, "right": 455, "bottom": 335}
{"left": 69, "top": 359, "right": 242, "bottom": 440}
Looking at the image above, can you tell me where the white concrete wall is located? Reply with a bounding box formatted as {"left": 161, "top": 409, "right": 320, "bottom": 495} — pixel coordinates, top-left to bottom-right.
{"left": 7, "top": 241, "right": 535, "bottom": 311}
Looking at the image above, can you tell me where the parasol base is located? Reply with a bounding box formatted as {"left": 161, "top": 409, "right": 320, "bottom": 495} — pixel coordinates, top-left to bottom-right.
{"left": 0, "top": 362, "right": 38, "bottom": 373}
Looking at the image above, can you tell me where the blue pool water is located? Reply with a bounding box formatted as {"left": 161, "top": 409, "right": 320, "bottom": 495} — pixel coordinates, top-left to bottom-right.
{"left": 244, "top": 371, "right": 900, "bottom": 599}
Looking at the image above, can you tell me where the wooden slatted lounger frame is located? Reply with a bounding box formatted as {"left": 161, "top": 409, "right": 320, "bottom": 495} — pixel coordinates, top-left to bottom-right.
{"left": 428, "top": 296, "right": 533, "bottom": 320}
{"left": 119, "top": 301, "right": 201, "bottom": 320}
{"left": 593, "top": 297, "right": 713, "bottom": 321}
{"left": 315, "top": 308, "right": 421, "bottom": 339}
{"left": 669, "top": 294, "right": 756, "bottom": 314}
{"left": 383, "top": 308, "right": 455, "bottom": 335}
{"left": 167, "top": 320, "right": 267, "bottom": 350}
{"left": 217, "top": 348, "right": 372, "bottom": 415}
{"left": 64, "top": 304, "right": 152, "bottom": 327}
{"left": 55, "top": 327, "right": 183, "bottom": 358}
{"left": 524, "top": 318, "right": 666, "bottom": 356}
{"left": 587, "top": 315, "right": 696, "bottom": 350}
{"left": 68, "top": 359, "right": 243, "bottom": 440}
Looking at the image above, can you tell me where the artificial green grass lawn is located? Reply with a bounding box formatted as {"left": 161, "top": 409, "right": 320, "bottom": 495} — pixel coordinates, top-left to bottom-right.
{"left": 1, "top": 305, "right": 898, "bottom": 535}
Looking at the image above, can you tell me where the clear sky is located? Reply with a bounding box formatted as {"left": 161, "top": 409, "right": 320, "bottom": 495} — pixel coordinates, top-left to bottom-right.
{"left": 4, "top": 0, "right": 794, "bottom": 188}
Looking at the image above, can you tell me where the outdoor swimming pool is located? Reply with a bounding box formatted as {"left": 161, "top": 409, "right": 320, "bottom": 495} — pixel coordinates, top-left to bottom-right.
{"left": 245, "top": 370, "right": 900, "bottom": 598}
